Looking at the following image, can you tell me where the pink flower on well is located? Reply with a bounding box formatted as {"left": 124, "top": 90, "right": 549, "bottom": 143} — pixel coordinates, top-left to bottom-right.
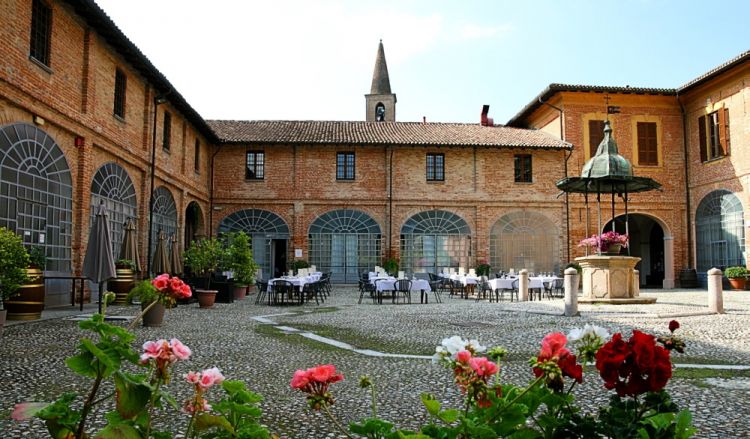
{"left": 170, "top": 338, "right": 192, "bottom": 360}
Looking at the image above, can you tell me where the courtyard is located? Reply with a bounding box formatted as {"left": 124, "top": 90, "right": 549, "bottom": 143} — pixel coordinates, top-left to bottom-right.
{"left": 2, "top": 286, "right": 750, "bottom": 438}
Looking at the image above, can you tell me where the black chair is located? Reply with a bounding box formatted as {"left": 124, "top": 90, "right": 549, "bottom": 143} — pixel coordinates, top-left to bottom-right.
{"left": 255, "top": 280, "right": 269, "bottom": 304}
{"left": 271, "top": 280, "right": 295, "bottom": 305}
{"left": 545, "top": 278, "right": 564, "bottom": 299}
{"left": 302, "top": 281, "right": 321, "bottom": 305}
{"left": 499, "top": 279, "right": 519, "bottom": 302}
{"left": 475, "top": 276, "right": 494, "bottom": 302}
{"left": 394, "top": 279, "right": 412, "bottom": 304}
{"left": 427, "top": 273, "right": 443, "bottom": 303}
{"left": 359, "top": 279, "right": 377, "bottom": 304}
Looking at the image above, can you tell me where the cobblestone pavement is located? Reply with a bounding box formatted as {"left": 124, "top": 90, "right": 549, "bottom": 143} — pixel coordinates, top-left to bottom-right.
{"left": 2, "top": 287, "right": 750, "bottom": 438}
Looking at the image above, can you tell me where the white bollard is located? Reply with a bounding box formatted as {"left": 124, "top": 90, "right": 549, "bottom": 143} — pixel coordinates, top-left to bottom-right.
{"left": 564, "top": 267, "right": 579, "bottom": 317}
{"left": 707, "top": 267, "right": 724, "bottom": 314}
{"left": 519, "top": 269, "right": 529, "bottom": 301}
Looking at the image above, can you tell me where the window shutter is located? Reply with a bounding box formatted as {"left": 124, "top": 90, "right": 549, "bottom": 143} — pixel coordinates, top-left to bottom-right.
{"left": 698, "top": 115, "right": 707, "bottom": 162}
{"left": 720, "top": 107, "right": 730, "bottom": 156}
{"left": 588, "top": 120, "right": 605, "bottom": 158}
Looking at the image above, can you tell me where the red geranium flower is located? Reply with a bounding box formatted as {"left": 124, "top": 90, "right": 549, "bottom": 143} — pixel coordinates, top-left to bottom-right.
{"left": 596, "top": 330, "right": 672, "bottom": 397}
{"left": 669, "top": 320, "right": 680, "bottom": 333}
{"left": 533, "top": 333, "right": 583, "bottom": 391}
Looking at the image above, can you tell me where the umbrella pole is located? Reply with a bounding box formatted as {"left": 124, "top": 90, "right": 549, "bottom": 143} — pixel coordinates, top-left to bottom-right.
{"left": 98, "top": 281, "right": 104, "bottom": 314}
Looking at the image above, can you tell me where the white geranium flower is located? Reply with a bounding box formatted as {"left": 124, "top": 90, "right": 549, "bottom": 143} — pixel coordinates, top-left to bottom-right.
{"left": 467, "top": 339, "right": 486, "bottom": 353}
{"left": 567, "top": 327, "right": 584, "bottom": 342}
{"left": 441, "top": 336, "right": 467, "bottom": 357}
{"left": 568, "top": 324, "right": 610, "bottom": 343}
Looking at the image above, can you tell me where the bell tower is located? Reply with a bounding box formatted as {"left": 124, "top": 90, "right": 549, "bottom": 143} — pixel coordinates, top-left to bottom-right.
{"left": 365, "top": 40, "right": 396, "bottom": 122}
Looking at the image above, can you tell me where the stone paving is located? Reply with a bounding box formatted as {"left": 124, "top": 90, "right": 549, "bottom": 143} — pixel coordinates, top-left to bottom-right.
{"left": 2, "top": 287, "right": 750, "bottom": 438}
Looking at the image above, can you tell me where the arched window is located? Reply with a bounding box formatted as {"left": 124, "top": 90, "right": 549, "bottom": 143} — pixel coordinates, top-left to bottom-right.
{"left": 696, "top": 190, "right": 745, "bottom": 272}
{"left": 309, "top": 209, "right": 381, "bottom": 283}
{"left": 219, "top": 209, "right": 290, "bottom": 280}
{"left": 150, "top": 186, "right": 177, "bottom": 259}
{"left": 400, "top": 210, "right": 471, "bottom": 274}
{"left": 90, "top": 163, "right": 137, "bottom": 259}
{"left": 0, "top": 123, "right": 72, "bottom": 271}
{"left": 489, "top": 211, "right": 559, "bottom": 274}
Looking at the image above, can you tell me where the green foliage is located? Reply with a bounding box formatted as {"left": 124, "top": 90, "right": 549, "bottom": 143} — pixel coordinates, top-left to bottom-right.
{"left": 290, "top": 259, "right": 310, "bottom": 271}
{"left": 565, "top": 262, "right": 582, "bottom": 274}
{"left": 196, "top": 380, "right": 270, "bottom": 438}
{"left": 476, "top": 263, "right": 491, "bottom": 277}
{"left": 116, "top": 258, "right": 136, "bottom": 270}
{"left": 382, "top": 257, "right": 398, "bottom": 275}
{"left": 724, "top": 266, "right": 747, "bottom": 279}
{"left": 0, "top": 227, "right": 30, "bottom": 305}
{"left": 184, "top": 238, "right": 226, "bottom": 288}
{"left": 224, "top": 232, "right": 259, "bottom": 285}
{"left": 127, "top": 279, "right": 160, "bottom": 305}
{"left": 27, "top": 245, "right": 47, "bottom": 269}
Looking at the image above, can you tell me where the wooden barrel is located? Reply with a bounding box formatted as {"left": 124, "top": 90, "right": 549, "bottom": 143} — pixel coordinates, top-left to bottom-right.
{"left": 679, "top": 269, "right": 698, "bottom": 288}
{"left": 6, "top": 268, "right": 45, "bottom": 321}
{"left": 110, "top": 268, "right": 136, "bottom": 305}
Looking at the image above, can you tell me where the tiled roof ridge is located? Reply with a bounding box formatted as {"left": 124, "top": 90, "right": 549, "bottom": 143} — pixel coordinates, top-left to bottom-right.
{"left": 677, "top": 49, "right": 750, "bottom": 92}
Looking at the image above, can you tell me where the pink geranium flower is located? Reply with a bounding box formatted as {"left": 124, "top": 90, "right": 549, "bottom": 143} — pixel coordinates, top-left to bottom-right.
{"left": 170, "top": 339, "right": 192, "bottom": 360}
{"left": 199, "top": 367, "right": 225, "bottom": 389}
{"left": 456, "top": 350, "right": 472, "bottom": 363}
{"left": 469, "top": 357, "right": 499, "bottom": 377}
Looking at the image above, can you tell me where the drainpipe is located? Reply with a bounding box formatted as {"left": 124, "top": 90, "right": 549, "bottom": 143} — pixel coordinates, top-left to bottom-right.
{"left": 538, "top": 97, "right": 571, "bottom": 263}
{"left": 208, "top": 145, "right": 221, "bottom": 237}
{"left": 388, "top": 146, "right": 394, "bottom": 257}
{"left": 677, "top": 92, "right": 693, "bottom": 269}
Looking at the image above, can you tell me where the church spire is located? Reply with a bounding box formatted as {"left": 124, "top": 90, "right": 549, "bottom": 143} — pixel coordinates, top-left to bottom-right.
{"left": 370, "top": 39, "right": 392, "bottom": 94}
{"left": 365, "top": 40, "right": 396, "bottom": 122}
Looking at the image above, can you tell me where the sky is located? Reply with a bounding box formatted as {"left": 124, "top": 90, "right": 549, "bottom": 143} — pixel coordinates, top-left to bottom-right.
{"left": 94, "top": 0, "right": 750, "bottom": 124}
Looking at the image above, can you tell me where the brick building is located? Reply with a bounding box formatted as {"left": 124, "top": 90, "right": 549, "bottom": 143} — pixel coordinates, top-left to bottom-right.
{"left": 0, "top": 0, "right": 748, "bottom": 299}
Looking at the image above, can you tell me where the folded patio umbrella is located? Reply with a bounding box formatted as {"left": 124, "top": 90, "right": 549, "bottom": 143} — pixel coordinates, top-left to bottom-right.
{"left": 83, "top": 202, "right": 117, "bottom": 314}
{"left": 152, "top": 229, "right": 171, "bottom": 276}
{"left": 170, "top": 234, "right": 183, "bottom": 276}
{"left": 118, "top": 217, "right": 142, "bottom": 273}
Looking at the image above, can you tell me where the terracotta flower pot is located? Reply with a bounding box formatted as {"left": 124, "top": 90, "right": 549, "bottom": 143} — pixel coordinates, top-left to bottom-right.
{"left": 195, "top": 289, "right": 218, "bottom": 308}
{"left": 141, "top": 302, "right": 165, "bottom": 327}
{"left": 728, "top": 277, "right": 746, "bottom": 291}
{"left": 232, "top": 285, "right": 247, "bottom": 301}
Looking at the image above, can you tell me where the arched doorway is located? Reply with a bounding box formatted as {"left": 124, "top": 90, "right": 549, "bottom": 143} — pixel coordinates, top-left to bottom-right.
{"left": 218, "top": 209, "right": 290, "bottom": 281}
{"left": 0, "top": 123, "right": 73, "bottom": 273}
{"left": 490, "top": 211, "right": 559, "bottom": 274}
{"left": 400, "top": 210, "right": 471, "bottom": 274}
{"left": 184, "top": 201, "right": 204, "bottom": 249}
{"left": 695, "top": 190, "right": 745, "bottom": 277}
{"left": 308, "top": 209, "right": 381, "bottom": 283}
{"left": 150, "top": 186, "right": 177, "bottom": 262}
{"left": 604, "top": 214, "right": 668, "bottom": 288}
{"left": 90, "top": 162, "right": 137, "bottom": 260}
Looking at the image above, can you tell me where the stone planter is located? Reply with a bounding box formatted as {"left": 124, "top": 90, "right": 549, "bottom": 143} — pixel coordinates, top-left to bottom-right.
{"left": 195, "top": 289, "right": 218, "bottom": 308}
{"left": 6, "top": 268, "right": 45, "bottom": 321}
{"left": 141, "top": 302, "right": 165, "bottom": 327}
{"left": 603, "top": 243, "right": 622, "bottom": 255}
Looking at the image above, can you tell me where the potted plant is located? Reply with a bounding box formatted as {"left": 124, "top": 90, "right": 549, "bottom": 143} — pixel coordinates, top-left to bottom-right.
{"left": 578, "top": 231, "right": 629, "bottom": 255}
{"left": 290, "top": 258, "right": 309, "bottom": 274}
{"left": 724, "top": 266, "right": 748, "bottom": 290}
{"left": 111, "top": 259, "right": 137, "bottom": 305}
{"left": 476, "top": 259, "right": 491, "bottom": 277}
{"left": 128, "top": 280, "right": 164, "bottom": 327}
{"left": 224, "top": 232, "right": 259, "bottom": 300}
{"left": 382, "top": 257, "right": 399, "bottom": 276}
{"left": 184, "top": 238, "right": 225, "bottom": 308}
{"left": 6, "top": 245, "right": 45, "bottom": 321}
{"left": 0, "top": 228, "right": 30, "bottom": 334}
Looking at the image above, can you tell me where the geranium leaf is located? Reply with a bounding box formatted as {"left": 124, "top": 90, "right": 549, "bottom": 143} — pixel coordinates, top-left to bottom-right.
{"left": 65, "top": 352, "right": 97, "bottom": 377}
{"left": 421, "top": 394, "right": 441, "bottom": 417}
{"left": 94, "top": 423, "right": 142, "bottom": 439}
{"left": 114, "top": 372, "right": 151, "bottom": 419}
{"left": 194, "top": 413, "right": 234, "bottom": 433}
{"left": 437, "top": 409, "right": 459, "bottom": 424}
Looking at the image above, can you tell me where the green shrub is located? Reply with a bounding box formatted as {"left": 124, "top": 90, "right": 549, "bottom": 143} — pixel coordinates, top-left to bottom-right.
{"left": 27, "top": 246, "right": 46, "bottom": 269}
{"left": 290, "top": 259, "right": 310, "bottom": 271}
{"left": 724, "top": 266, "right": 747, "bottom": 279}
{"left": 224, "top": 232, "right": 259, "bottom": 285}
{"left": 127, "top": 279, "right": 160, "bottom": 305}
{"left": 0, "top": 227, "right": 30, "bottom": 307}
{"left": 184, "top": 238, "right": 226, "bottom": 288}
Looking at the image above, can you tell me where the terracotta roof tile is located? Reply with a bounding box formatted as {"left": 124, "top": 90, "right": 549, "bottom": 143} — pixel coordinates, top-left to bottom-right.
{"left": 206, "top": 120, "right": 571, "bottom": 149}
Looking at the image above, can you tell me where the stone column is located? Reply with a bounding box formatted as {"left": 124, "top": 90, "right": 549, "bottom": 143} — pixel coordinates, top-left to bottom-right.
{"left": 519, "top": 269, "right": 529, "bottom": 301}
{"left": 663, "top": 236, "right": 675, "bottom": 288}
{"left": 707, "top": 267, "right": 724, "bottom": 314}
{"left": 564, "top": 267, "right": 579, "bottom": 316}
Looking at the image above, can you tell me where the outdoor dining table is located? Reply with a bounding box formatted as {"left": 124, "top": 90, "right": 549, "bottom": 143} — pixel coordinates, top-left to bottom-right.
{"left": 489, "top": 276, "right": 562, "bottom": 298}
{"left": 375, "top": 278, "right": 433, "bottom": 304}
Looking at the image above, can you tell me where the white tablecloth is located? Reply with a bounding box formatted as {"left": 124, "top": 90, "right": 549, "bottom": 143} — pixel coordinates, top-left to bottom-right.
{"left": 267, "top": 275, "right": 318, "bottom": 292}
{"left": 375, "top": 279, "right": 432, "bottom": 293}
{"left": 489, "top": 277, "right": 561, "bottom": 291}
{"left": 439, "top": 273, "right": 479, "bottom": 286}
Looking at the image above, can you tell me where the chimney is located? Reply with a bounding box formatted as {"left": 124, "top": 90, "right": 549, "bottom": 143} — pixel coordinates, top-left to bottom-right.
{"left": 480, "top": 105, "right": 493, "bottom": 126}
{"left": 423, "top": 116, "right": 426, "bottom": 124}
